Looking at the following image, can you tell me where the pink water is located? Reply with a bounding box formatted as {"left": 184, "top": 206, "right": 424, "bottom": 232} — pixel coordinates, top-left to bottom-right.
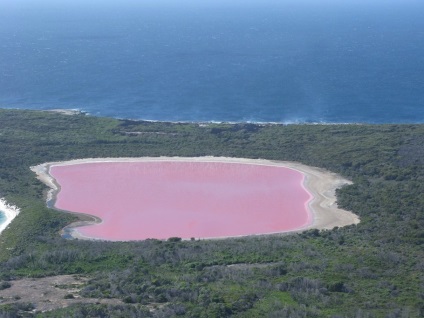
{"left": 50, "top": 161, "right": 312, "bottom": 241}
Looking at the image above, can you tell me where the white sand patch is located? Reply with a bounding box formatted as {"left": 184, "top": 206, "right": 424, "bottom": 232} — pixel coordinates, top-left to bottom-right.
{"left": 31, "top": 157, "right": 360, "bottom": 240}
{"left": 0, "top": 198, "right": 20, "bottom": 235}
{"left": 45, "top": 109, "right": 82, "bottom": 115}
{"left": 31, "top": 162, "right": 59, "bottom": 204}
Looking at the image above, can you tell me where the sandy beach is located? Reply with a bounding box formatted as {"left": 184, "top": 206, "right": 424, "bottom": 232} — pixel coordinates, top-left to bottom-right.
{"left": 0, "top": 198, "right": 20, "bottom": 235}
{"left": 31, "top": 157, "right": 360, "bottom": 240}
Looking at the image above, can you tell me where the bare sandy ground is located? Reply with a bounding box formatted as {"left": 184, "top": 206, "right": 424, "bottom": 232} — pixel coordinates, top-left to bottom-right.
{"left": 0, "top": 275, "right": 123, "bottom": 313}
{"left": 279, "top": 161, "right": 360, "bottom": 230}
{"left": 45, "top": 109, "right": 82, "bottom": 115}
{"left": 0, "top": 198, "right": 20, "bottom": 235}
{"left": 31, "top": 157, "right": 359, "bottom": 240}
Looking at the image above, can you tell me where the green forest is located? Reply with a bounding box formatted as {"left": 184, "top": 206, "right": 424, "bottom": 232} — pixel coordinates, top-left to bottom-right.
{"left": 0, "top": 109, "right": 423, "bottom": 317}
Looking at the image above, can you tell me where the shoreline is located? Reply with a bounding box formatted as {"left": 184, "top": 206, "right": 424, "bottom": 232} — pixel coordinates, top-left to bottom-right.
{"left": 31, "top": 157, "right": 360, "bottom": 240}
{"left": 2, "top": 107, "right": 376, "bottom": 125}
{"left": 0, "top": 198, "right": 21, "bottom": 235}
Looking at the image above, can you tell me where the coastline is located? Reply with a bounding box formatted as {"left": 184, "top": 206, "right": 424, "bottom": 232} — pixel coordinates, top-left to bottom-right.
{"left": 0, "top": 198, "right": 21, "bottom": 235}
{"left": 3, "top": 107, "right": 373, "bottom": 125}
{"left": 31, "top": 157, "right": 360, "bottom": 240}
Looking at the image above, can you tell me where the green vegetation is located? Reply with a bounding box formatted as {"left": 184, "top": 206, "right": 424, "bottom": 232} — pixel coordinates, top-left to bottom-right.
{"left": 0, "top": 109, "right": 423, "bottom": 317}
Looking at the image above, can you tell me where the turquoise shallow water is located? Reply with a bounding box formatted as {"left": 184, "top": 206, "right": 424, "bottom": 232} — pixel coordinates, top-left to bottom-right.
{"left": 0, "top": 211, "right": 6, "bottom": 226}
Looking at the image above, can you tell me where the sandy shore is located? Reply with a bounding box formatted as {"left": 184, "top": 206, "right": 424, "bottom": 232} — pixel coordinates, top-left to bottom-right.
{"left": 31, "top": 157, "right": 360, "bottom": 240}
{"left": 0, "top": 198, "right": 21, "bottom": 235}
{"left": 45, "top": 109, "right": 82, "bottom": 116}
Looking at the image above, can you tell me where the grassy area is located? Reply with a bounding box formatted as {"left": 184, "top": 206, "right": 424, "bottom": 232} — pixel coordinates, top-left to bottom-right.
{"left": 0, "top": 109, "right": 423, "bottom": 317}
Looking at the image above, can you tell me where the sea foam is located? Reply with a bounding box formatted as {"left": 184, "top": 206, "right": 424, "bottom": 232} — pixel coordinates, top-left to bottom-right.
{"left": 0, "top": 198, "right": 20, "bottom": 235}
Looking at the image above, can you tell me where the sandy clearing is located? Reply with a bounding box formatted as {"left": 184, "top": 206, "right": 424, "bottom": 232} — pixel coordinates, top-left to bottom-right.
{"left": 45, "top": 109, "right": 82, "bottom": 115}
{"left": 0, "top": 275, "right": 123, "bottom": 313}
{"left": 31, "top": 157, "right": 360, "bottom": 240}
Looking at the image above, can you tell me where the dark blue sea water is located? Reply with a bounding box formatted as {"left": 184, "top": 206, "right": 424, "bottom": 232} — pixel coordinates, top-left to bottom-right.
{"left": 1, "top": 0, "right": 423, "bottom": 123}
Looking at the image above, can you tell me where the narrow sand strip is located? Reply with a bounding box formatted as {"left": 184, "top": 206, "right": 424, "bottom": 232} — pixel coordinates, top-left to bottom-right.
{"left": 0, "top": 198, "right": 20, "bottom": 235}
{"left": 279, "top": 161, "right": 360, "bottom": 230}
{"left": 31, "top": 157, "right": 360, "bottom": 240}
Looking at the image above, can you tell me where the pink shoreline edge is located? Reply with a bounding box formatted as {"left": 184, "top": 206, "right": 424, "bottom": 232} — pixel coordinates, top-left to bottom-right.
{"left": 31, "top": 157, "right": 359, "bottom": 241}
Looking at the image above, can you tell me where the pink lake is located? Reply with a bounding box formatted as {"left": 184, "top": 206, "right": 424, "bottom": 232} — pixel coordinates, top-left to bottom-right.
{"left": 50, "top": 161, "right": 312, "bottom": 241}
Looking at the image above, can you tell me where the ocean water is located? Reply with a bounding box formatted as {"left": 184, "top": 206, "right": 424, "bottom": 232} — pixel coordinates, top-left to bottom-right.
{"left": 0, "top": 0, "right": 423, "bottom": 123}
{"left": 0, "top": 211, "right": 5, "bottom": 225}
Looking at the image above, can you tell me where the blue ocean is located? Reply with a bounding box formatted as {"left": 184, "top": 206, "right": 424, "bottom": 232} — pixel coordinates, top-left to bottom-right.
{"left": 0, "top": 0, "right": 423, "bottom": 123}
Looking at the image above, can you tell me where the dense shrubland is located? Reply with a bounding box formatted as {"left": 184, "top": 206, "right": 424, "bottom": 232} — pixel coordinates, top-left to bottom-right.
{"left": 0, "top": 109, "right": 422, "bottom": 317}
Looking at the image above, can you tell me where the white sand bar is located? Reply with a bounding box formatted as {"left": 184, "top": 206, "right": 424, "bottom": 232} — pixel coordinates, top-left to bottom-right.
{"left": 32, "top": 157, "right": 360, "bottom": 235}
{"left": 0, "top": 198, "right": 20, "bottom": 235}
